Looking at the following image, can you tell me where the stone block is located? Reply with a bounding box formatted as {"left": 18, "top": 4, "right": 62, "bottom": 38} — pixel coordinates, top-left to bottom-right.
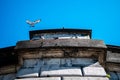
{"left": 23, "top": 59, "right": 39, "bottom": 68}
{"left": 40, "top": 65, "right": 50, "bottom": 71}
{"left": 22, "top": 52, "right": 42, "bottom": 59}
{"left": 40, "top": 66, "right": 82, "bottom": 76}
{"left": 44, "top": 58, "right": 60, "bottom": 65}
{"left": 23, "top": 59, "right": 44, "bottom": 68}
{"left": 117, "top": 72, "right": 120, "bottom": 80}
{"left": 0, "top": 65, "right": 16, "bottom": 74}
{"left": 15, "top": 77, "right": 61, "bottom": 80}
{"left": 16, "top": 67, "right": 40, "bottom": 78}
{"left": 42, "top": 49, "right": 63, "bottom": 58}
{"left": 63, "top": 77, "right": 109, "bottom": 80}
{"left": 88, "top": 62, "right": 102, "bottom": 67}
{"left": 83, "top": 67, "right": 107, "bottom": 76}
{"left": 106, "top": 62, "right": 120, "bottom": 72}
{"left": 108, "top": 72, "right": 118, "bottom": 80}
{"left": 0, "top": 75, "right": 3, "bottom": 80}
{"left": 71, "top": 58, "right": 97, "bottom": 67}
{"left": 106, "top": 51, "right": 120, "bottom": 63}
{"left": 2, "top": 74, "right": 16, "bottom": 80}
{"left": 60, "top": 58, "right": 72, "bottom": 67}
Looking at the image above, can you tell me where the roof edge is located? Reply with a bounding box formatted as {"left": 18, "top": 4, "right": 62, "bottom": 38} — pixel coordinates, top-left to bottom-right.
{"left": 29, "top": 28, "right": 92, "bottom": 39}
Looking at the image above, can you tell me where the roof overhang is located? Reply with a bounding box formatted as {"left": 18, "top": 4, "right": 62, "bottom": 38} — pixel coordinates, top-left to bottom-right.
{"left": 15, "top": 39, "right": 107, "bottom": 49}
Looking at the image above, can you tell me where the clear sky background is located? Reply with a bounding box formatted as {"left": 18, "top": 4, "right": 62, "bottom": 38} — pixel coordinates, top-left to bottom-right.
{"left": 0, "top": 0, "right": 120, "bottom": 48}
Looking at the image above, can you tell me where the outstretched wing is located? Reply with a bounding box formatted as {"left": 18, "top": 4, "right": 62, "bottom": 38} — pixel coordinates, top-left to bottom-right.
{"left": 34, "top": 19, "right": 41, "bottom": 24}
{"left": 26, "top": 20, "right": 32, "bottom": 25}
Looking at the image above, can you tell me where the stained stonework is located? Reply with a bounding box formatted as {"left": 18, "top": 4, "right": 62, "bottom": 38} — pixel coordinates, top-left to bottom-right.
{"left": 17, "top": 48, "right": 106, "bottom": 67}
{"left": 16, "top": 68, "right": 40, "bottom": 78}
{"left": 106, "top": 51, "right": 120, "bottom": 63}
{"left": 106, "top": 49, "right": 120, "bottom": 72}
{"left": 1, "top": 29, "right": 120, "bottom": 80}
{"left": 15, "top": 58, "right": 107, "bottom": 78}
{"left": 0, "top": 65, "right": 16, "bottom": 75}
{"left": 106, "top": 62, "right": 120, "bottom": 72}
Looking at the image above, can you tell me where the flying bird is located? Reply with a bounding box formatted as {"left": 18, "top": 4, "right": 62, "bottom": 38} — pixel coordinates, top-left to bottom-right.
{"left": 26, "top": 19, "right": 41, "bottom": 27}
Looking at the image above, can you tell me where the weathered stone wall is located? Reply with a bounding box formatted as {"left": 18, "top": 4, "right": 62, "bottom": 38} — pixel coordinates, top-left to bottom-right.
{"left": 16, "top": 58, "right": 107, "bottom": 79}
{"left": 17, "top": 48, "right": 106, "bottom": 67}
{"left": 0, "top": 65, "right": 16, "bottom": 75}
{"left": 32, "top": 32, "right": 90, "bottom": 40}
{"left": 106, "top": 51, "right": 120, "bottom": 63}
{"left": 29, "top": 29, "right": 92, "bottom": 39}
{"left": 106, "top": 51, "right": 120, "bottom": 72}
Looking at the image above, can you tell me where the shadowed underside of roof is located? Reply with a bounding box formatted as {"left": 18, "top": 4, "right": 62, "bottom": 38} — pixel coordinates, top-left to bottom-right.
{"left": 29, "top": 29, "right": 92, "bottom": 39}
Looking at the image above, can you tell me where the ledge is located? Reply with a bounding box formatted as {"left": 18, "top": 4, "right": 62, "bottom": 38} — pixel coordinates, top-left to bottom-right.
{"left": 15, "top": 39, "right": 107, "bottom": 49}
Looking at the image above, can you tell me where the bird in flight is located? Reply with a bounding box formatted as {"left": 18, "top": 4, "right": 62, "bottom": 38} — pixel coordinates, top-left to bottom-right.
{"left": 26, "top": 19, "right": 41, "bottom": 27}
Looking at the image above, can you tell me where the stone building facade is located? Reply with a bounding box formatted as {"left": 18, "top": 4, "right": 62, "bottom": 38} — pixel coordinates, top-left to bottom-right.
{"left": 0, "top": 29, "right": 120, "bottom": 80}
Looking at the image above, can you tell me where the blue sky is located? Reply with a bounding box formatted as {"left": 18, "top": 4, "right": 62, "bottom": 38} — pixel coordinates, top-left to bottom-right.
{"left": 0, "top": 0, "right": 120, "bottom": 48}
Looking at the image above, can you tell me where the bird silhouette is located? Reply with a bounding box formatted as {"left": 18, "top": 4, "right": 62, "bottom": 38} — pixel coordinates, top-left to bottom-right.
{"left": 26, "top": 19, "right": 41, "bottom": 27}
